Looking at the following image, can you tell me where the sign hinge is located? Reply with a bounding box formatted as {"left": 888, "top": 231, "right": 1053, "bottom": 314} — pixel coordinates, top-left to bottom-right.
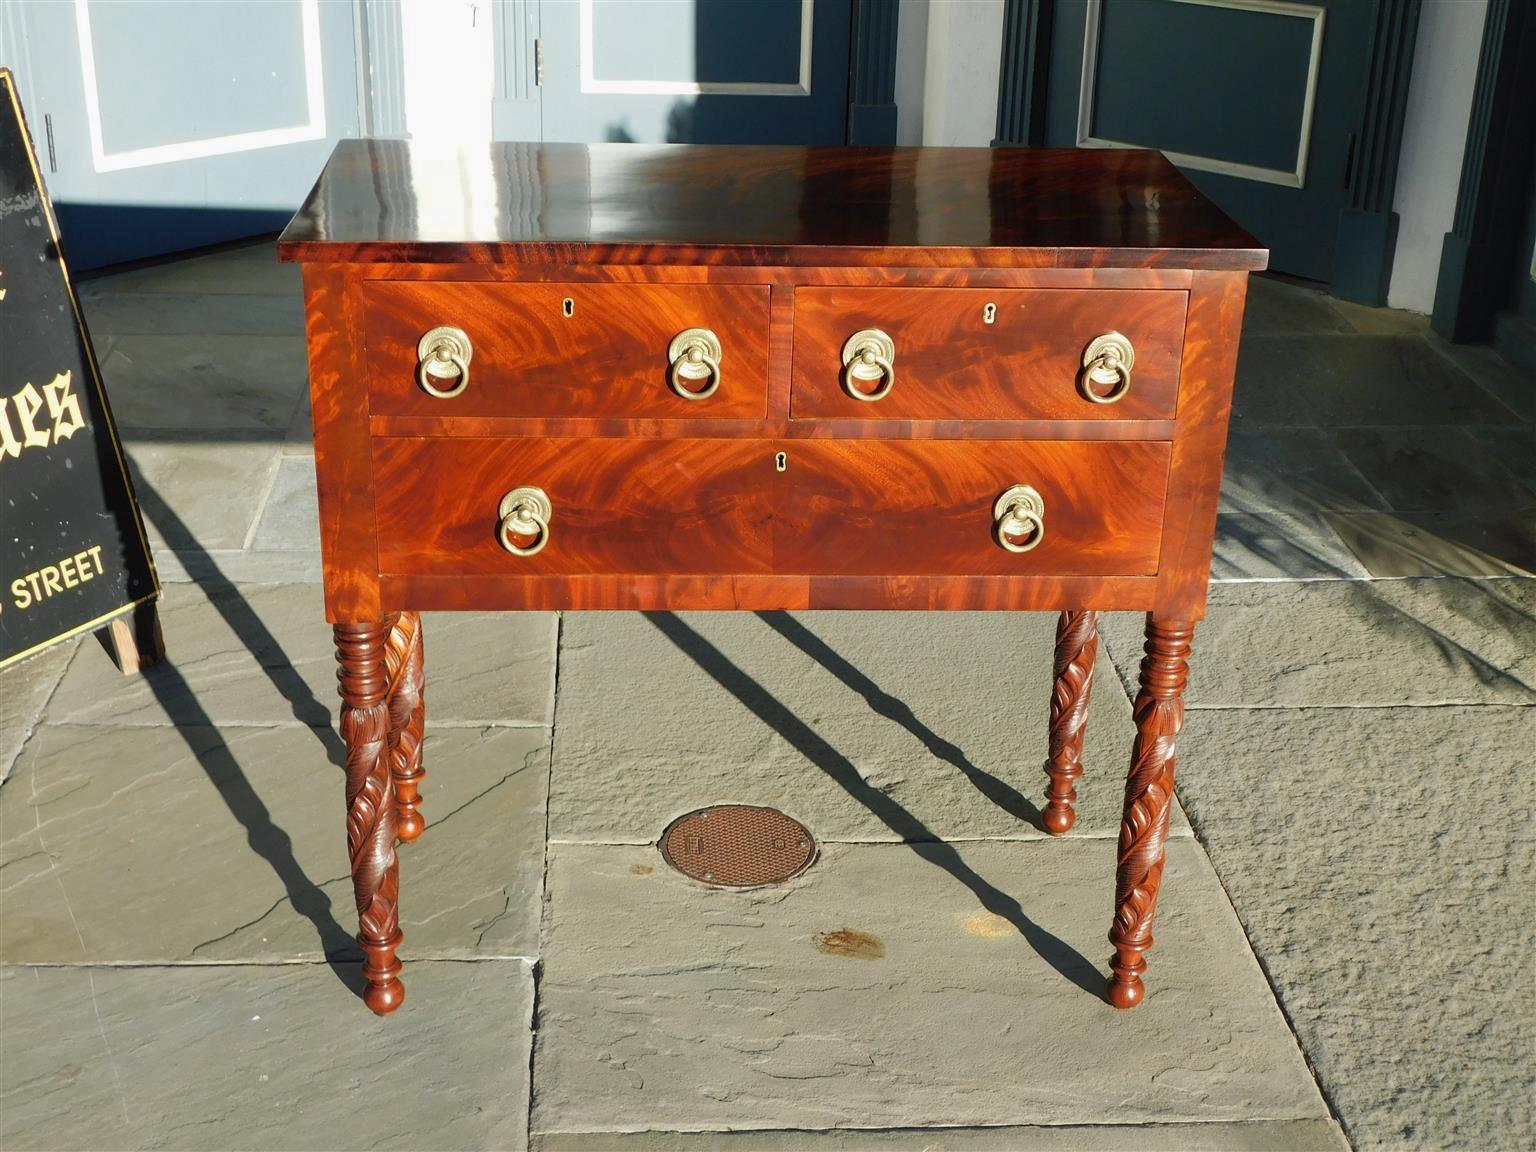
{"left": 534, "top": 38, "right": 544, "bottom": 86}
{"left": 44, "top": 113, "right": 57, "bottom": 173}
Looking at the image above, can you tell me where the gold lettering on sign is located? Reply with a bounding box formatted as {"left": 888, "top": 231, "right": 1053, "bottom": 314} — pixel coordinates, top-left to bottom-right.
{"left": 8, "top": 544, "right": 106, "bottom": 610}
{"left": 0, "top": 371, "right": 83, "bottom": 460}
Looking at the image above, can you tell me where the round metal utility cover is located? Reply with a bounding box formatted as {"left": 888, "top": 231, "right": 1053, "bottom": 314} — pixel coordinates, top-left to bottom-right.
{"left": 660, "top": 805, "right": 816, "bottom": 888}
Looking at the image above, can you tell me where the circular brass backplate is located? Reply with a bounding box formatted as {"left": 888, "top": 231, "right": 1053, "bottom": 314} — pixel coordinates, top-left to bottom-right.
{"left": 659, "top": 805, "right": 817, "bottom": 888}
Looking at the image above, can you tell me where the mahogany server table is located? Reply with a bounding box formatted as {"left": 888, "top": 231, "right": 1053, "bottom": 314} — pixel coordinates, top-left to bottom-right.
{"left": 278, "top": 141, "right": 1266, "bottom": 1015}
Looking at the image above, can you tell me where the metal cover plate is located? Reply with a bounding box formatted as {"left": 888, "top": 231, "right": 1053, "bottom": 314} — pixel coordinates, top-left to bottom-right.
{"left": 659, "top": 805, "right": 816, "bottom": 888}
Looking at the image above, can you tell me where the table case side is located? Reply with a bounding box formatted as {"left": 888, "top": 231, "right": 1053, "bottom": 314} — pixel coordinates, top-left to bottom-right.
{"left": 1153, "top": 270, "right": 1249, "bottom": 620}
{"left": 302, "top": 266, "right": 381, "bottom": 622}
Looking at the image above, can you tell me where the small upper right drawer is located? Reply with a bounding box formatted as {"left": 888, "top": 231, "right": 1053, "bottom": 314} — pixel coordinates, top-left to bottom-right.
{"left": 790, "top": 287, "right": 1187, "bottom": 421}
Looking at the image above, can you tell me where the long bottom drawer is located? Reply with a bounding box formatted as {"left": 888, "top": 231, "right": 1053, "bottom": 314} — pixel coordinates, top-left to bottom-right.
{"left": 371, "top": 437, "right": 1171, "bottom": 578}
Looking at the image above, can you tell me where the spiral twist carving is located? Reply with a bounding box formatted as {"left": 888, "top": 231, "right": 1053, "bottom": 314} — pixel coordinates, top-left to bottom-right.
{"left": 1043, "top": 610, "right": 1099, "bottom": 835}
{"left": 1108, "top": 617, "right": 1194, "bottom": 1009}
{"left": 385, "top": 611, "right": 427, "bottom": 842}
{"left": 336, "top": 621, "right": 404, "bottom": 1015}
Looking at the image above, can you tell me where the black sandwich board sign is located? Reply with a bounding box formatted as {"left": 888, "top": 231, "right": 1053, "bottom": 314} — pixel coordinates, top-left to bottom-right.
{"left": 0, "top": 68, "right": 159, "bottom": 671}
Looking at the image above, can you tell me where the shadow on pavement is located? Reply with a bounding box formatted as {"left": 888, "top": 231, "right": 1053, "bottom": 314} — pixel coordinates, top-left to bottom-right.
{"left": 647, "top": 610, "right": 1106, "bottom": 1002}
{"left": 113, "top": 477, "right": 363, "bottom": 998}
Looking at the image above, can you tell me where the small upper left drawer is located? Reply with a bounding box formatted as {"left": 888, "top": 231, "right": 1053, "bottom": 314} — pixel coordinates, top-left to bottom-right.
{"left": 363, "top": 281, "right": 771, "bottom": 419}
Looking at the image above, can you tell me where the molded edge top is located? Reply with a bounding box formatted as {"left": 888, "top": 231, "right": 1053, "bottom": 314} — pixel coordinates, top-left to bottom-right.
{"left": 278, "top": 140, "right": 1268, "bottom": 271}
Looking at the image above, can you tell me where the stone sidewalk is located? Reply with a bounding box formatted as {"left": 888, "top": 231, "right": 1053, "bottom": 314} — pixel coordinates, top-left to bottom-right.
{"left": 0, "top": 243, "right": 1532, "bottom": 1151}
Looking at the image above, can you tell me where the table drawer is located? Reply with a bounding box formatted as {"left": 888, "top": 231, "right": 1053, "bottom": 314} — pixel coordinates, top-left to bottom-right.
{"left": 373, "top": 437, "right": 775, "bottom": 576}
{"left": 790, "top": 287, "right": 1186, "bottom": 421}
{"left": 364, "top": 281, "right": 771, "bottom": 419}
{"left": 373, "top": 437, "right": 1169, "bottom": 579}
{"left": 775, "top": 439, "right": 1169, "bottom": 576}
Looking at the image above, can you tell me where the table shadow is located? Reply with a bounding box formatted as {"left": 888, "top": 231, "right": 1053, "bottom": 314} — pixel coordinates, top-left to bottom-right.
{"left": 114, "top": 478, "right": 364, "bottom": 999}
{"left": 645, "top": 611, "right": 1106, "bottom": 1001}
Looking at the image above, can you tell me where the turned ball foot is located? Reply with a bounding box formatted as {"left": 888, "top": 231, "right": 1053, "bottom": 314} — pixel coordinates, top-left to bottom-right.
{"left": 396, "top": 809, "right": 426, "bottom": 842}
{"left": 364, "top": 977, "right": 405, "bottom": 1015}
{"left": 361, "top": 932, "right": 405, "bottom": 1016}
{"left": 1108, "top": 947, "right": 1147, "bottom": 1009}
{"left": 1107, "top": 971, "right": 1145, "bottom": 1010}
{"left": 1042, "top": 802, "right": 1077, "bottom": 836}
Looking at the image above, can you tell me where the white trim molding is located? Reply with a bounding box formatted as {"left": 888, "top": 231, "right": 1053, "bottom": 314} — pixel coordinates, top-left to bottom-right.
{"left": 578, "top": 0, "right": 813, "bottom": 96}
{"left": 74, "top": 0, "right": 327, "bottom": 173}
{"left": 1076, "top": 0, "right": 1325, "bottom": 190}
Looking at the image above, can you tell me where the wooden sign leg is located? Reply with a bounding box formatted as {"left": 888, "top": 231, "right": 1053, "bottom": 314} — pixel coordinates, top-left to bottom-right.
{"left": 105, "top": 601, "right": 166, "bottom": 675}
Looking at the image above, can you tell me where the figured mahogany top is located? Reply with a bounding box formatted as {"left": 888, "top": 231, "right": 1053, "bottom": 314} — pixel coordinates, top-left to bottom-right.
{"left": 277, "top": 140, "right": 1266, "bottom": 270}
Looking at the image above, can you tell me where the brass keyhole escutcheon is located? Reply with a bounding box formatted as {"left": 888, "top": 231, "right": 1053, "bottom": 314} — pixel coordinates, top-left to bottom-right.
{"left": 562, "top": 297, "right": 575, "bottom": 317}
{"left": 775, "top": 451, "right": 787, "bottom": 473}
{"left": 983, "top": 302, "right": 997, "bottom": 325}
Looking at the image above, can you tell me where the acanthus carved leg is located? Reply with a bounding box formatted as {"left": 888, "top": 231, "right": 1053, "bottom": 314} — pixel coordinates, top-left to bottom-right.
{"left": 336, "top": 621, "right": 405, "bottom": 1015}
{"left": 1107, "top": 615, "right": 1193, "bottom": 1010}
{"left": 1043, "top": 609, "right": 1099, "bottom": 835}
{"left": 384, "top": 611, "right": 427, "bottom": 842}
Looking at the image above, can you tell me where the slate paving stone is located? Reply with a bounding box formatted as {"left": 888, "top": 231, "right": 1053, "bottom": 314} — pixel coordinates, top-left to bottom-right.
{"left": 0, "top": 640, "right": 76, "bottom": 786}
{"left": 1170, "top": 706, "right": 1536, "bottom": 1152}
{"left": 1221, "top": 428, "right": 1387, "bottom": 517}
{"left": 1328, "top": 297, "right": 1432, "bottom": 337}
{"left": 1460, "top": 425, "right": 1536, "bottom": 488}
{"left": 1229, "top": 338, "right": 1320, "bottom": 429}
{"left": 535, "top": 1119, "right": 1348, "bottom": 1151}
{"left": 285, "top": 389, "right": 314, "bottom": 451}
{"left": 0, "top": 959, "right": 534, "bottom": 1152}
{"left": 550, "top": 611, "right": 1168, "bottom": 845}
{"left": 1279, "top": 335, "right": 1523, "bottom": 428}
{"left": 249, "top": 455, "right": 320, "bottom": 551}
{"left": 1212, "top": 514, "right": 1368, "bottom": 581}
{"left": 1425, "top": 333, "right": 1536, "bottom": 422}
{"left": 101, "top": 334, "right": 308, "bottom": 432}
{"left": 1330, "top": 426, "right": 1534, "bottom": 514}
{"left": 126, "top": 439, "right": 280, "bottom": 551}
{"left": 81, "top": 289, "right": 304, "bottom": 336}
{"left": 1325, "top": 509, "right": 1536, "bottom": 578}
{"left": 0, "top": 723, "right": 549, "bottom": 963}
{"left": 45, "top": 582, "right": 557, "bottom": 728}
{"left": 531, "top": 839, "right": 1331, "bottom": 1137}
{"left": 1097, "top": 579, "right": 1536, "bottom": 707}
{"left": 79, "top": 241, "right": 301, "bottom": 298}
{"left": 1241, "top": 275, "right": 1350, "bottom": 336}
{"left": 151, "top": 546, "right": 325, "bottom": 585}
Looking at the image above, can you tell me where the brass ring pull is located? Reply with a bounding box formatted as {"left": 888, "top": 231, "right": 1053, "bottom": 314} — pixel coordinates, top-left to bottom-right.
{"left": 840, "top": 328, "right": 896, "bottom": 402}
{"left": 416, "top": 326, "right": 473, "bottom": 399}
{"left": 1080, "top": 331, "right": 1134, "bottom": 404}
{"left": 994, "top": 485, "right": 1046, "bottom": 553}
{"left": 667, "top": 328, "right": 723, "bottom": 400}
{"left": 497, "top": 486, "right": 552, "bottom": 557}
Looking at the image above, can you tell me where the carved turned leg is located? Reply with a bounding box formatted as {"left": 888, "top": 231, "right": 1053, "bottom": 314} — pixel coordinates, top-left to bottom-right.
{"left": 385, "top": 611, "right": 427, "bottom": 842}
{"left": 336, "top": 621, "right": 405, "bottom": 1015}
{"left": 1043, "top": 609, "right": 1099, "bottom": 835}
{"left": 1108, "top": 616, "right": 1194, "bottom": 1010}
